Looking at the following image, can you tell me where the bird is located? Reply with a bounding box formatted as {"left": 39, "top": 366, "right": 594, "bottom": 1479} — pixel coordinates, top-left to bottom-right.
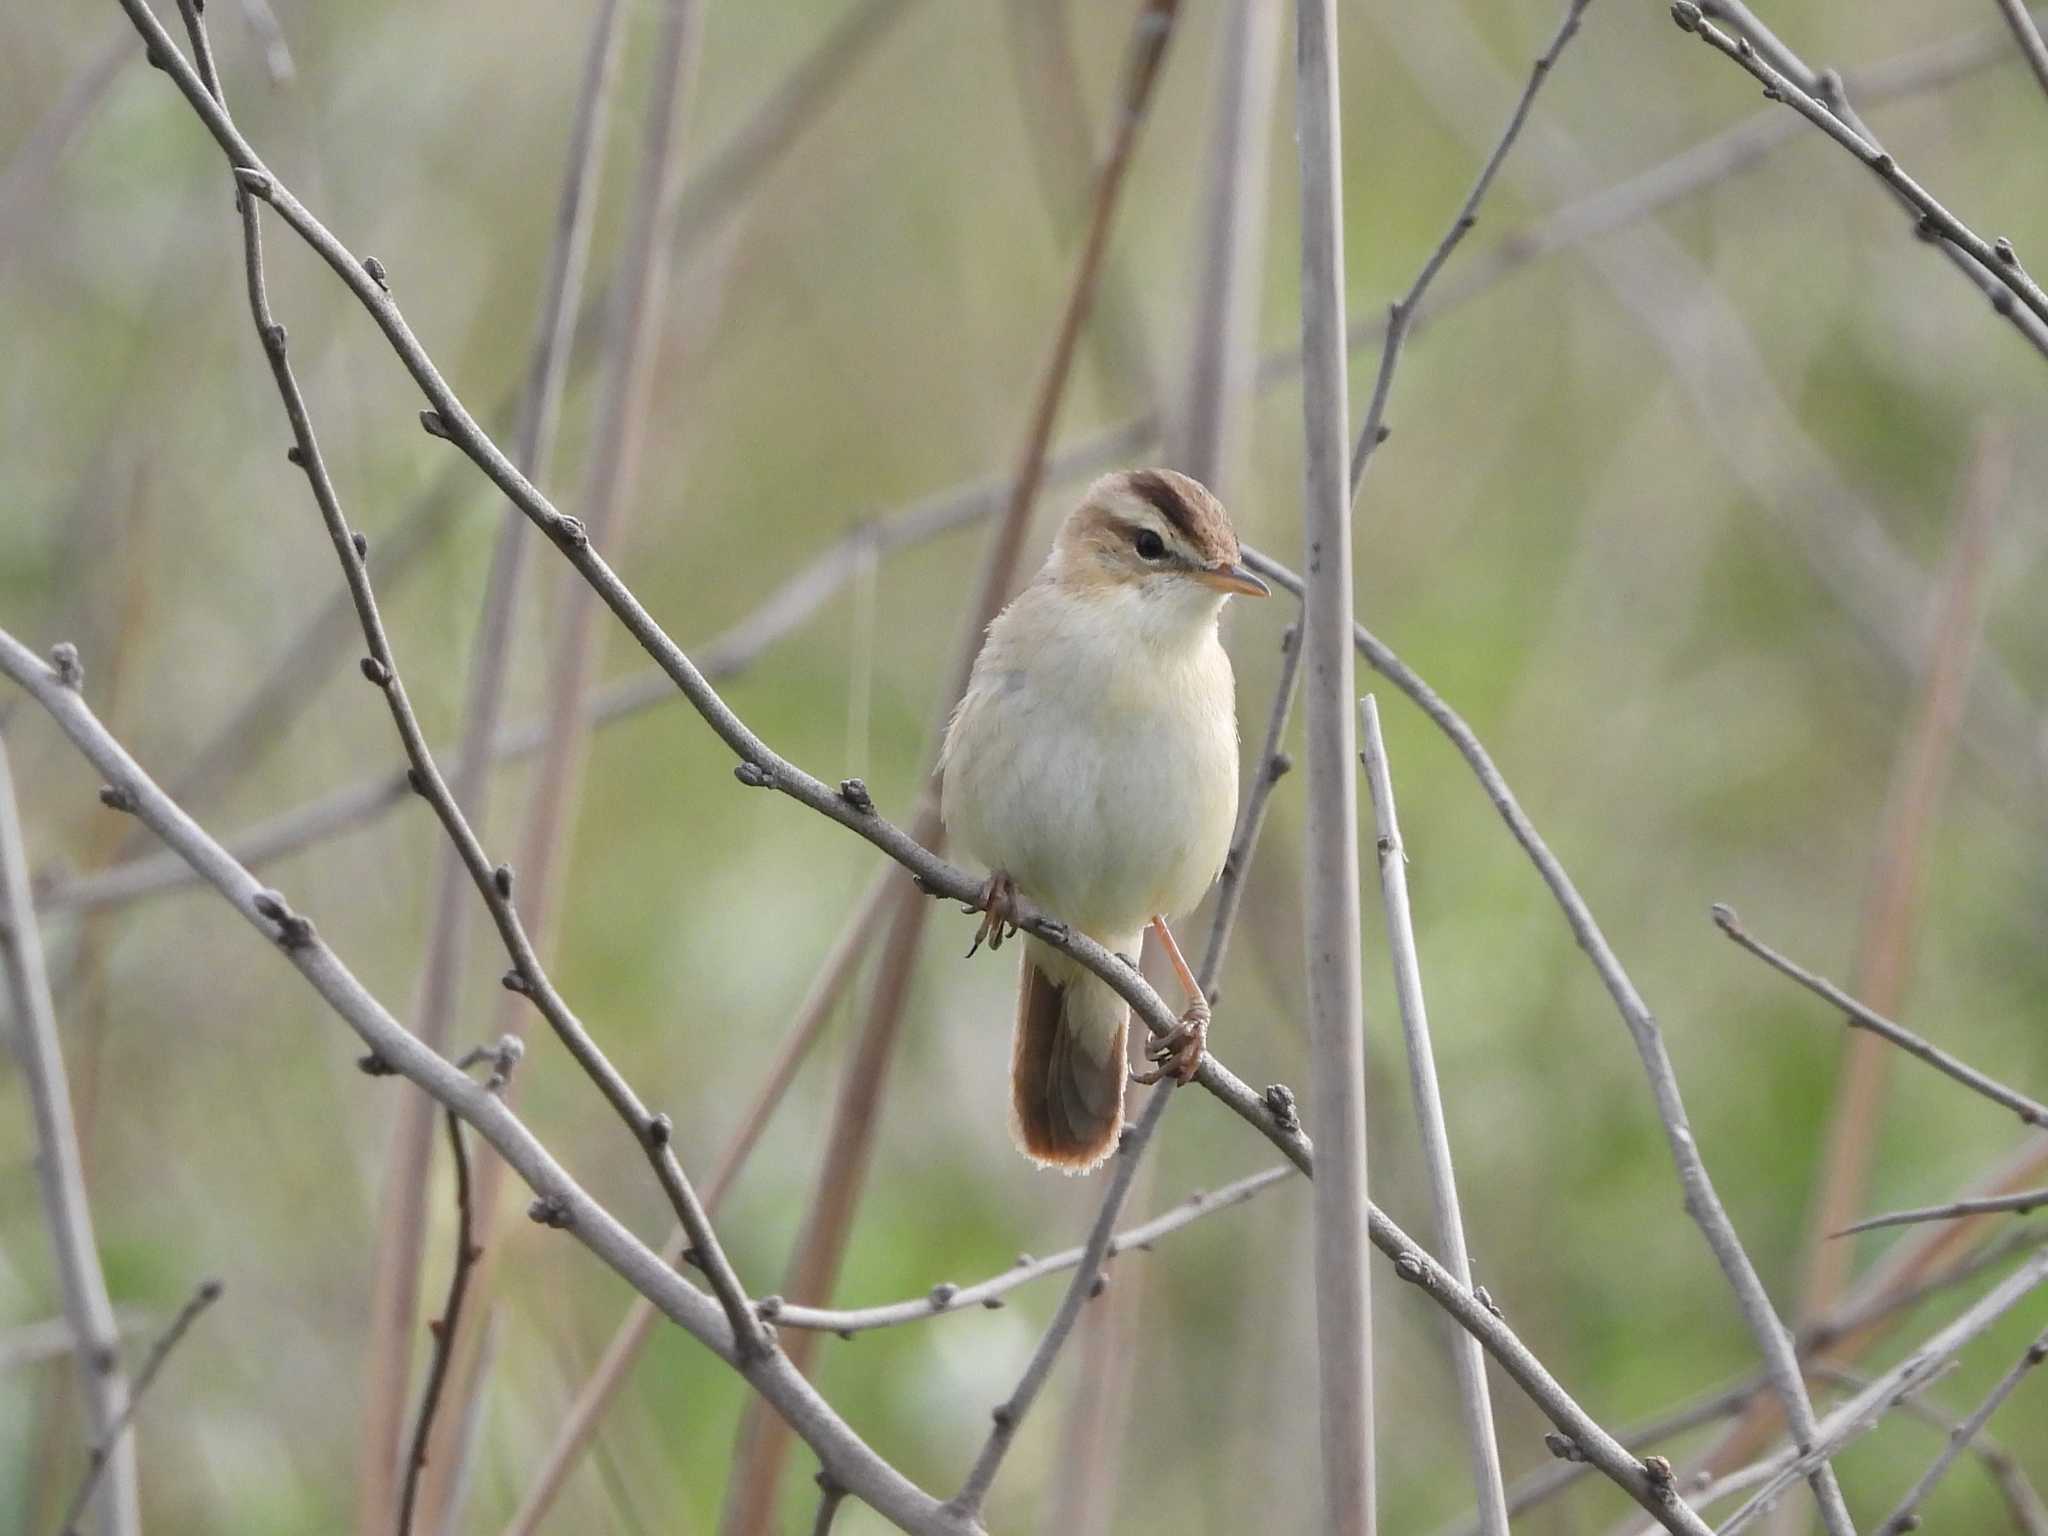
{"left": 939, "top": 468, "right": 1268, "bottom": 1172}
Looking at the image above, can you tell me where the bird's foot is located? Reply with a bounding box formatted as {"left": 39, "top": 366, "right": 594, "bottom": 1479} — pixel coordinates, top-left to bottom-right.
{"left": 962, "top": 869, "right": 1020, "bottom": 957}
{"left": 1133, "top": 999, "right": 1209, "bottom": 1085}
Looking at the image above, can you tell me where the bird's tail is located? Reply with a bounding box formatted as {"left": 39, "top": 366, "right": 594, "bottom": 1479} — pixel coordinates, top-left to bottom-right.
{"left": 1011, "top": 936, "right": 1131, "bottom": 1173}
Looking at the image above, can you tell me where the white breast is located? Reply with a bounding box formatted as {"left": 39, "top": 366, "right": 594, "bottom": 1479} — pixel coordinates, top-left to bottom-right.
{"left": 940, "top": 580, "right": 1241, "bottom": 942}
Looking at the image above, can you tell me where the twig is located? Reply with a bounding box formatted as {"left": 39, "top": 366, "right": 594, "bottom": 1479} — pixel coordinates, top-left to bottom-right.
{"left": 1816, "top": 1363, "right": 2048, "bottom": 1536}
{"left": 1293, "top": 1, "right": 1376, "bottom": 1528}
{"left": 767, "top": 1164, "right": 1295, "bottom": 1335}
{"left": 1672, "top": 2, "right": 2048, "bottom": 341}
{"left": 1717, "top": 1246, "right": 2048, "bottom": 1535}
{"left": 0, "top": 734, "right": 138, "bottom": 1536}
{"left": 1359, "top": 697, "right": 1507, "bottom": 1536}
{"left": 359, "top": 0, "right": 627, "bottom": 1518}
{"left": 1813, "top": 1217, "right": 2048, "bottom": 1356}
{"left": 1872, "top": 1330, "right": 2048, "bottom": 1536}
{"left": 947, "top": 1088, "right": 1177, "bottom": 1519}
{"left": 811, "top": 1478, "right": 848, "bottom": 1536}
{"left": 1432, "top": 1373, "right": 1767, "bottom": 1536}
{"left": 1995, "top": 0, "right": 2048, "bottom": 99}
{"left": 1714, "top": 904, "right": 2048, "bottom": 1130}
{"left": 1690, "top": 0, "right": 2048, "bottom": 364}
{"left": 396, "top": 1114, "right": 481, "bottom": 1536}
{"left": 497, "top": 863, "right": 885, "bottom": 1536}
{"left": 54, "top": 1276, "right": 222, "bottom": 1536}
{"left": 1839, "top": 1189, "right": 2048, "bottom": 1238}
{"left": 1348, "top": 0, "right": 1593, "bottom": 498}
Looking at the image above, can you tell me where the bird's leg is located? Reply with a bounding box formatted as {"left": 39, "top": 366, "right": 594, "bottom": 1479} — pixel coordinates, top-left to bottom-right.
{"left": 1132, "top": 915, "right": 1209, "bottom": 1085}
{"left": 962, "top": 869, "right": 1020, "bottom": 957}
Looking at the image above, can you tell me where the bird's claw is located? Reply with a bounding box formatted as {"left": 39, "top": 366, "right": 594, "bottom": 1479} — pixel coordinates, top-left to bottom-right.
{"left": 1133, "top": 1000, "right": 1209, "bottom": 1085}
{"left": 964, "top": 870, "right": 1020, "bottom": 957}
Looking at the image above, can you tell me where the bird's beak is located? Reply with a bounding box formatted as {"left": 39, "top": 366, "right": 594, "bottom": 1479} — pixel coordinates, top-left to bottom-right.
{"left": 1194, "top": 561, "right": 1270, "bottom": 598}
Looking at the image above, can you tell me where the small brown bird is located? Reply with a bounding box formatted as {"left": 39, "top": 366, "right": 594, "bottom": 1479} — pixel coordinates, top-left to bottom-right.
{"left": 940, "top": 469, "right": 1267, "bottom": 1171}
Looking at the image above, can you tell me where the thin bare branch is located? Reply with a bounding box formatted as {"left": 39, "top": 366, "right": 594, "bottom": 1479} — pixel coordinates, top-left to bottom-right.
{"left": 1815, "top": 1364, "right": 2048, "bottom": 1536}
{"left": 0, "top": 733, "right": 137, "bottom": 1536}
{"left": 1873, "top": 1327, "right": 2048, "bottom": 1536}
{"left": 1348, "top": 0, "right": 1594, "bottom": 499}
{"left": 1434, "top": 1374, "right": 1767, "bottom": 1536}
{"left": 1673, "top": 2, "right": 2048, "bottom": 343}
{"left": 0, "top": 629, "right": 984, "bottom": 1536}
{"left": 1995, "top": 0, "right": 2048, "bottom": 99}
{"left": 768, "top": 1163, "right": 1295, "bottom": 1336}
{"left": 54, "top": 1276, "right": 221, "bottom": 1536}
{"left": 1714, "top": 904, "right": 2048, "bottom": 1131}
{"left": 1293, "top": 1, "right": 1375, "bottom": 1527}
{"left": 1814, "top": 1216, "right": 2048, "bottom": 1357}
{"left": 1717, "top": 1246, "right": 2048, "bottom": 1535}
{"left": 810, "top": 1480, "right": 848, "bottom": 1536}
{"left": 397, "top": 1115, "right": 481, "bottom": 1536}
{"left": 1359, "top": 697, "right": 1507, "bottom": 1536}
{"left": 1839, "top": 1188, "right": 2048, "bottom": 1238}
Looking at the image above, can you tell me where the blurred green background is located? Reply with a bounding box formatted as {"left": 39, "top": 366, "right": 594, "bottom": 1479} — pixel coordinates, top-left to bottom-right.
{"left": 3, "top": 0, "right": 2046, "bottom": 1532}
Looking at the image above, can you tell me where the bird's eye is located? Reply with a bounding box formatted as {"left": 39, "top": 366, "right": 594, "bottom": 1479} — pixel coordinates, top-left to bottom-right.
{"left": 1132, "top": 528, "right": 1167, "bottom": 561}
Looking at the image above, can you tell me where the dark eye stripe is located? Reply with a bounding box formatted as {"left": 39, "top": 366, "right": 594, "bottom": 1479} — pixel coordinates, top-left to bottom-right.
{"left": 1125, "top": 470, "right": 1200, "bottom": 545}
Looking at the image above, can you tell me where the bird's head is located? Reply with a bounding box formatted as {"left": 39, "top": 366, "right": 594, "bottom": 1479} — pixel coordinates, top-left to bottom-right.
{"left": 1049, "top": 470, "right": 1269, "bottom": 625}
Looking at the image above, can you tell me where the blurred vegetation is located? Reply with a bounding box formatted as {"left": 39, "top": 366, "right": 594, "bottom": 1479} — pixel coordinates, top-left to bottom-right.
{"left": 3, "top": 0, "right": 2047, "bottom": 1533}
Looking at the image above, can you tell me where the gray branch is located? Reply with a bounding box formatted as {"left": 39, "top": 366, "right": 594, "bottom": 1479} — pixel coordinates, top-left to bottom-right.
{"left": 1715, "top": 904, "right": 2048, "bottom": 1130}
{"left": 0, "top": 733, "right": 137, "bottom": 1536}
{"left": 1359, "top": 698, "right": 1507, "bottom": 1536}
